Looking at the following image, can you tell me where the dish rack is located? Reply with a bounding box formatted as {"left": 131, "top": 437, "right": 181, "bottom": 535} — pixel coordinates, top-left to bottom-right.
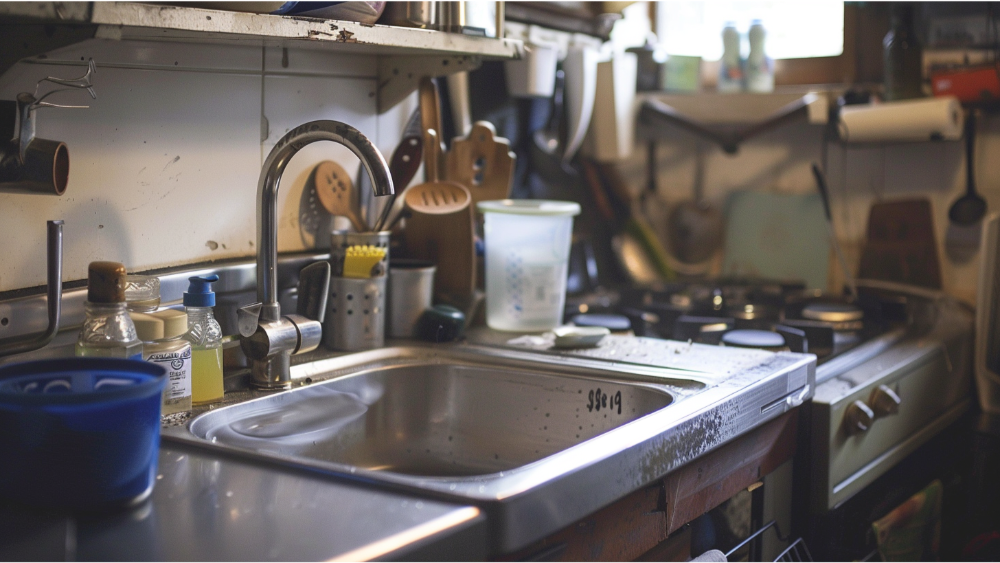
{"left": 725, "top": 520, "right": 813, "bottom": 562}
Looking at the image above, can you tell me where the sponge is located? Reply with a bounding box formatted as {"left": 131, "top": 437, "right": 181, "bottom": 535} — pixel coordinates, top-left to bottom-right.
{"left": 342, "top": 245, "right": 386, "bottom": 279}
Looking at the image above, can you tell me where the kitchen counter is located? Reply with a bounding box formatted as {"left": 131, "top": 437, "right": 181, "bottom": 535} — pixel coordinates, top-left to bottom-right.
{"left": 0, "top": 441, "right": 487, "bottom": 561}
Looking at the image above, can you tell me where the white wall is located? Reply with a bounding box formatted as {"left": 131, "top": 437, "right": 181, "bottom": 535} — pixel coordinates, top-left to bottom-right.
{"left": 621, "top": 112, "right": 988, "bottom": 304}
{"left": 0, "top": 39, "right": 416, "bottom": 293}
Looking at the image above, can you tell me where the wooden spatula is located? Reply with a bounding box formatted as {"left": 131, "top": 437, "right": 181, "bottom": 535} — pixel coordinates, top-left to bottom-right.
{"left": 404, "top": 124, "right": 476, "bottom": 304}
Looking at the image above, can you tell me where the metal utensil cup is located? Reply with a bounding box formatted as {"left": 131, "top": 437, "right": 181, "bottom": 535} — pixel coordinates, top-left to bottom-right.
{"left": 387, "top": 259, "right": 436, "bottom": 338}
{"left": 325, "top": 230, "right": 390, "bottom": 351}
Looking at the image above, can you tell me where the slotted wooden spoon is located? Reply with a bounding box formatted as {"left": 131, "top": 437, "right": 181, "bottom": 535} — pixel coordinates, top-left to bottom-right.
{"left": 314, "top": 160, "right": 366, "bottom": 232}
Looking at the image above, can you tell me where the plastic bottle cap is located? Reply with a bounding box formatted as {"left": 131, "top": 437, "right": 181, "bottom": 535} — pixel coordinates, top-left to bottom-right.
{"left": 184, "top": 275, "right": 219, "bottom": 307}
{"left": 130, "top": 310, "right": 188, "bottom": 341}
{"left": 87, "top": 261, "right": 127, "bottom": 304}
{"left": 130, "top": 312, "right": 164, "bottom": 342}
{"left": 156, "top": 309, "right": 189, "bottom": 338}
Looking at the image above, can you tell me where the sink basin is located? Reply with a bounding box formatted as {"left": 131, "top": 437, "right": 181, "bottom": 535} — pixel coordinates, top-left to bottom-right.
{"left": 165, "top": 344, "right": 814, "bottom": 554}
{"left": 191, "top": 363, "right": 674, "bottom": 477}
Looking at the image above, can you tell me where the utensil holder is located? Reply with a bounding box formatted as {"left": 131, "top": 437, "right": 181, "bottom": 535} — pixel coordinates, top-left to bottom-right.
{"left": 324, "top": 276, "right": 386, "bottom": 351}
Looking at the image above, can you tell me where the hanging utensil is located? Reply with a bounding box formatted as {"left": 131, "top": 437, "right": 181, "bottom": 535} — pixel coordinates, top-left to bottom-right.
{"left": 948, "top": 111, "right": 987, "bottom": 226}
{"left": 368, "top": 108, "right": 424, "bottom": 231}
{"left": 666, "top": 142, "right": 722, "bottom": 265}
{"left": 812, "top": 163, "right": 859, "bottom": 301}
{"left": 562, "top": 44, "right": 598, "bottom": 163}
{"left": 314, "top": 160, "right": 366, "bottom": 232}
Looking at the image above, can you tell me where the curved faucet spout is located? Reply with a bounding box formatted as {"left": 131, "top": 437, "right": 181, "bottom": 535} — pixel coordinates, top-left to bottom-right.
{"left": 256, "top": 120, "right": 393, "bottom": 322}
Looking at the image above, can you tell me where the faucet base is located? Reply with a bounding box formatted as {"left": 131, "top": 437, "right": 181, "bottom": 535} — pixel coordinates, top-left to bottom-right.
{"left": 250, "top": 353, "right": 293, "bottom": 390}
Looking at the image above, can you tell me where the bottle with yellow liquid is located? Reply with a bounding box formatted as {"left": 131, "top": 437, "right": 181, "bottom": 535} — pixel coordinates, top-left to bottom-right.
{"left": 184, "top": 275, "right": 224, "bottom": 405}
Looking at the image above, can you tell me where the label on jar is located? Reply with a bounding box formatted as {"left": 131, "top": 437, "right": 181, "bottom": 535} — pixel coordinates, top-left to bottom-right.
{"left": 146, "top": 346, "right": 192, "bottom": 401}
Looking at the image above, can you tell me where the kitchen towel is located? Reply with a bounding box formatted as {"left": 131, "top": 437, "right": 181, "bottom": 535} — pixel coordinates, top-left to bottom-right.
{"left": 691, "top": 549, "right": 728, "bottom": 562}
{"left": 838, "top": 96, "right": 962, "bottom": 143}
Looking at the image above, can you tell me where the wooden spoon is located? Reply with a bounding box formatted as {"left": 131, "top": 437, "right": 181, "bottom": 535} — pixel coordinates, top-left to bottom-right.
{"left": 313, "top": 160, "right": 366, "bottom": 232}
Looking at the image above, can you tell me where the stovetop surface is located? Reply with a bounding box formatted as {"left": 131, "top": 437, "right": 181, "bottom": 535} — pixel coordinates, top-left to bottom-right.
{"left": 565, "top": 278, "right": 913, "bottom": 366}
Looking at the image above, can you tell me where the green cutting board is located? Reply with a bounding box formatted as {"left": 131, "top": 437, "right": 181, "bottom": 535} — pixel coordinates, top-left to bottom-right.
{"left": 721, "top": 191, "right": 830, "bottom": 289}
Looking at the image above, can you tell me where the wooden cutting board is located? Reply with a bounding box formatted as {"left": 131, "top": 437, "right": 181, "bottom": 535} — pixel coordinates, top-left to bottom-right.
{"left": 444, "top": 121, "right": 515, "bottom": 207}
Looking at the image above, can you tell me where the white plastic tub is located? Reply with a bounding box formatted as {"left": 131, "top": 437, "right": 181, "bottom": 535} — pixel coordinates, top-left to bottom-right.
{"left": 478, "top": 200, "right": 580, "bottom": 332}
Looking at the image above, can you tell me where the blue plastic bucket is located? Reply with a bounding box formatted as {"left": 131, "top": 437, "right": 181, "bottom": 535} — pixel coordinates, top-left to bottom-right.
{"left": 0, "top": 358, "right": 167, "bottom": 510}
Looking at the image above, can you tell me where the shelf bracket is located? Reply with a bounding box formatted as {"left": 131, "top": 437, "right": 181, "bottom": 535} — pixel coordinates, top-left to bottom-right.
{"left": 377, "top": 54, "right": 482, "bottom": 113}
{"left": 0, "top": 23, "right": 99, "bottom": 80}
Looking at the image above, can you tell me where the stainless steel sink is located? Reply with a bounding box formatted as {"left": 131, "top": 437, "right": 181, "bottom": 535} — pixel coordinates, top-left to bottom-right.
{"left": 190, "top": 362, "right": 674, "bottom": 477}
{"left": 165, "top": 344, "right": 814, "bottom": 554}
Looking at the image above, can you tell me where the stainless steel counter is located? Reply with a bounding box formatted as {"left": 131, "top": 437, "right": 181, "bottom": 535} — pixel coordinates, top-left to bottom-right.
{"left": 0, "top": 441, "right": 486, "bottom": 561}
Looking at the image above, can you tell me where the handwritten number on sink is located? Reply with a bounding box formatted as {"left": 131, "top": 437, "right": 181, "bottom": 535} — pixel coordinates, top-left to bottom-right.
{"left": 587, "top": 389, "right": 622, "bottom": 414}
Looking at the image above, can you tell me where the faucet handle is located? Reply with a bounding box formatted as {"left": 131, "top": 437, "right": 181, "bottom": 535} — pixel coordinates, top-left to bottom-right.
{"left": 297, "top": 261, "right": 331, "bottom": 323}
{"left": 238, "top": 302, "right": 262, "bottom": 338}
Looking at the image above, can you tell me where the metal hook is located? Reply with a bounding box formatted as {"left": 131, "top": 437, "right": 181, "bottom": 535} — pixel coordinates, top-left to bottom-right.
{"left": 30, "top": 59, "right": 97, "bottom": 110}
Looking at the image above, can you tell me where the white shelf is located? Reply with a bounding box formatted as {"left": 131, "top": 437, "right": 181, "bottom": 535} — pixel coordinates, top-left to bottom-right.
{"left": 0, "top": 2, "right": 523, "bottom": 112}
{"left": 4, "top": 2, "right": 521, "bottom": 58}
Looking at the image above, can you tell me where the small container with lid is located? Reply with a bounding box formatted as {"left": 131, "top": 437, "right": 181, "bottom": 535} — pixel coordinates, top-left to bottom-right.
{"left": 131, "top": 309, "right": 192, "bottom": 416}
{"left": 124, "top": 275, "right": 161, "bottom": 312}
{"left": 76, "top": 261, "right": 143, "bottom": 360}
{"left": 477, "top": 200, "right": 581, "bottom": 332}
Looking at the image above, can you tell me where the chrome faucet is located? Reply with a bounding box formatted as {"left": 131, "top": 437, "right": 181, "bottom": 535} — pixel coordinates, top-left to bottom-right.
{"left": 239, "top": 120, "right": 394, "bottom": 389}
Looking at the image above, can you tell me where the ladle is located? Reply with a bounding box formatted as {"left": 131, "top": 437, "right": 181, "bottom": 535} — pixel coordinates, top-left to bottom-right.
{"left": 948, "top": 112, "right": 987, "bottom": 226}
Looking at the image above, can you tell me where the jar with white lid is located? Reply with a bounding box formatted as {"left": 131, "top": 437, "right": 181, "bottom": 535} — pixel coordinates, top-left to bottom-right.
{"left": 477, "top": 200, "right": 581, "bottom": 332}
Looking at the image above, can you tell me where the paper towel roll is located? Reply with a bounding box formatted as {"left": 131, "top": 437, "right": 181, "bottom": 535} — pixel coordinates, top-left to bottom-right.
{"left": 838, "top": 96, "right": 963, "bottom": 143}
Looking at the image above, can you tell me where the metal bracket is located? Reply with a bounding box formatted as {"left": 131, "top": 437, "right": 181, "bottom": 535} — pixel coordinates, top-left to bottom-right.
{"left": 0, "top": 23, "right": 99, "bottom": 80}
{"left": 377, "top": 54, "right": 483, "bottom": 113}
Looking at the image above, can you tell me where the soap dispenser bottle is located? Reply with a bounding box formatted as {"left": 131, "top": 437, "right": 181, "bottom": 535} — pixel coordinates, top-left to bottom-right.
{"left": 184, "top": 275, "right": 224, "bottom": 405}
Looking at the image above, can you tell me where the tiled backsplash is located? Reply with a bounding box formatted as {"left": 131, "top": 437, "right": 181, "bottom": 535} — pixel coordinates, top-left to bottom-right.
{"left": 0, "top": 39, "right": 416, "bottom": 293}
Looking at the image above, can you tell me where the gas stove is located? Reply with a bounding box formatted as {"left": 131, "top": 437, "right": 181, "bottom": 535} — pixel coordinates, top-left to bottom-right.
{"left": 566, "top": 278, "right": 974, "bottom": 517}
{"left": 567, "top": 278, "right": 910, "bottom": 365}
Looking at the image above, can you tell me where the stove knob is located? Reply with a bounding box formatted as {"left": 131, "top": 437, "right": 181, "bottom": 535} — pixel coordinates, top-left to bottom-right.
{"left": 844, "top": 400, "right": 875, "bottom": 435}
{"left": 870, "top": 384, "right": 901, "bottom": 418}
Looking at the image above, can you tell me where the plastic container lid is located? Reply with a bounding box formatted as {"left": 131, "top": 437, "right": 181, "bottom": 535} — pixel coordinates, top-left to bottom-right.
{"left": 477, "top": 199, "right": 581, "bottom": 217}
{"left": 87, "top": 261, "right": 128, "bottom": 304}
{"left": 131, "top": 309, "right": 188, "bottom": 341}
{"left": 184, "top": 274, "right": 219, "bottom": 307}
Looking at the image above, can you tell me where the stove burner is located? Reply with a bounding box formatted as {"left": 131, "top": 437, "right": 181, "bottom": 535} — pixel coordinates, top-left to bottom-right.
{"left": 721, "top": 329, "right": 787, "bottom": 350}
{"left": 801, "top": 302, "right": 865, "bottom": 331}
{"left": 674, "top": 315, "right": 733, "bottom": 344}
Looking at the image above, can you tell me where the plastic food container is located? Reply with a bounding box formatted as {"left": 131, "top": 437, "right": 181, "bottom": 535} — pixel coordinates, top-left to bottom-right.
{"left": 478, "top": 200, "right": 581, "bottom": 331}
{"left": 0, "top": 358, "right": 167, "bottom": 510}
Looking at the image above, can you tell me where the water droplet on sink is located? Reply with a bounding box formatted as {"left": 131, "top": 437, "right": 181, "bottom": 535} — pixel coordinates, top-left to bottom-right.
{"left": 226, "top": 491, "right": 233, "bottom": 497}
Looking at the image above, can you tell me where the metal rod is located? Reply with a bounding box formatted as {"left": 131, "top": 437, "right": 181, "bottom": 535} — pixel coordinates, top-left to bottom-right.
{"left": 0, "top": 219, "right": 63, "bottom": 358}
{"left": 495, "top": 1, "right": 505, "bottom": 39}
{"left": 811, "top": 163, "right": 859, "bottom": 302}
{"left": 725, "top": 519, "right": 792, "bottom": 559}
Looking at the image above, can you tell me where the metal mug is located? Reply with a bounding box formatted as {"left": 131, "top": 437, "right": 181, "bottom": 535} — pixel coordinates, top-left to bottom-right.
{"left": 387, "top": 259, "right": 436, "bottom": 339}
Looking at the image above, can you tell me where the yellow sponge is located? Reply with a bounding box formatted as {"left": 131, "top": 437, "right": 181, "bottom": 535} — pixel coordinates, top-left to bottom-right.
{"left": 342, "top": 245, "right": 386, "bottom": 279}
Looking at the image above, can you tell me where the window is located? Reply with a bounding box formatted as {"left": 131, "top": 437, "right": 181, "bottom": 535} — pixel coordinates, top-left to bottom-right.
{"left": 656, "top": 1, "right": 845, "bottom": 60}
